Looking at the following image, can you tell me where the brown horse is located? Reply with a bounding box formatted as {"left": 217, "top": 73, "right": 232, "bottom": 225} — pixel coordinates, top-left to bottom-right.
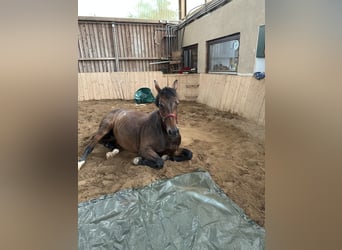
{"left": 78, "top": 80, "right": 192, "bottom": 170}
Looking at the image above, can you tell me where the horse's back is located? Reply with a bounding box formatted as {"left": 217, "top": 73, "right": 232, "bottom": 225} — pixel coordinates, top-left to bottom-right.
{"left": 110, "top": 108, "right": 148, "bottom": 126}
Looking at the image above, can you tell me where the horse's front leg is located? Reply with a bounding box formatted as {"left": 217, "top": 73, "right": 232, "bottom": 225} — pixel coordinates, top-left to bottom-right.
{"left": 169, "top": 148, "right": 193, "bottom": 162}
{"left": 133, "top": 148, "right": 164, "bottom": 169}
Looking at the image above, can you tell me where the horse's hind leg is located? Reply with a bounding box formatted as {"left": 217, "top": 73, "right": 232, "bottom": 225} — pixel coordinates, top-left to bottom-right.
{"left": 78, "top": 120, "right": 114, "bottom": 170}
{"left": 106, "top": 148, "right": 120, "bottom": 159}
{"left": 99, "top": 131, "right": 117, "bottom": 150}
{"left": 98, "top": 131, "right": 121, "bottom": 160}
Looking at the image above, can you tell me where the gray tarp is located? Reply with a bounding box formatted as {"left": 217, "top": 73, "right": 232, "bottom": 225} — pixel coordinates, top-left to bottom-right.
{"left": 78, "top": 171, "right": 265, "bottom": 250}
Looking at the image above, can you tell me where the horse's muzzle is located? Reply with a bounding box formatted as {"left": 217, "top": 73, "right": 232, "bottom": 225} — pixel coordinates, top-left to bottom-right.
{"left": 167, "top": 127, "right": 179, "bottom": 137}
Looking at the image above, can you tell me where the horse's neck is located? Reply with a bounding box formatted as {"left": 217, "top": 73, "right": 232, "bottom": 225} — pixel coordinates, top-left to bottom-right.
{"left": 148, "top": 110, "right": 162, "bottom": 124}
{"left": 147, "top": 110, "right": 165, "bottom": 131}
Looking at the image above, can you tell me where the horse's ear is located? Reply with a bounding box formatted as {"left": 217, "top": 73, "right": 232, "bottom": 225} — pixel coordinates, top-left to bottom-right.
{"left": 172, "top": 80, "right": 178, "bottom": 90}
{"left": 154, "top": 80, "right": 161, "bottom": 93}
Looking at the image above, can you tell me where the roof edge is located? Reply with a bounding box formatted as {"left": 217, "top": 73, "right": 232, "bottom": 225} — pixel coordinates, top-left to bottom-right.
{"left": 78, "top": 16, "right": 179, "bottom": 24}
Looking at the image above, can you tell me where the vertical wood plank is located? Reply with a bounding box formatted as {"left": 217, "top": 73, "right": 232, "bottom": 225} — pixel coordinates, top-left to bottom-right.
{"left": 78, "top": 72, "right": 265, "bottom": 125}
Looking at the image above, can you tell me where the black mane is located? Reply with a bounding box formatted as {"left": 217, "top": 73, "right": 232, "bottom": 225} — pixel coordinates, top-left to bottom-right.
{"left": 155, "top": 87, "right": 177, "bottom": 107}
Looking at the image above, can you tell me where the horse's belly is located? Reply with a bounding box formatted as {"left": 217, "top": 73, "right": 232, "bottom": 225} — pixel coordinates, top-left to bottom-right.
{"left": 115, "top": 130, "right": 140, "bottom": 153}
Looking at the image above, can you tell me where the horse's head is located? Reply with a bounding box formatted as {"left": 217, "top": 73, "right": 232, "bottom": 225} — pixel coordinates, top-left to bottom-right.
{"left": 154, "top": 80, "right": 180, "bottom": 137}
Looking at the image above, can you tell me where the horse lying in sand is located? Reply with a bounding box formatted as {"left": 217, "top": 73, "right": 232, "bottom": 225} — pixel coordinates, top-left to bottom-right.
{"left": 78, "top": 80, "right": 192, "bottom": 170}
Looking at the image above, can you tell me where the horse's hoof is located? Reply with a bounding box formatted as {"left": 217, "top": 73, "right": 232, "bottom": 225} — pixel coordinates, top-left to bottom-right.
{"left": 78, "top": 160, "right": 85, "bottom": 170}
{"left": 106, "top": 148, "right": 120, "bottom": 159}
{"left": 133, "top": 157, "right": 142, "bottom": 165}
{"left": 161, "top": 155, "right": 169, "bottom": 161}
{"left": 106, "top": 152, "right": 112, "bottom": 159}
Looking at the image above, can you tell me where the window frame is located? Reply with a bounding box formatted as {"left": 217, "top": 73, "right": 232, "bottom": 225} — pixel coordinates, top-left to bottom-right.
{"left": 206, "top": 33, "right": 240, "bottom": 74}
{"left": 183, "top": 43, "right": 198, "bottom": 73}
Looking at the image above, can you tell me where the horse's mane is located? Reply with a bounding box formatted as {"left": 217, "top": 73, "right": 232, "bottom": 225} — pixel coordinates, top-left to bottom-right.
{"left": 155, "top": 87, "right": 177, "bottom": 107}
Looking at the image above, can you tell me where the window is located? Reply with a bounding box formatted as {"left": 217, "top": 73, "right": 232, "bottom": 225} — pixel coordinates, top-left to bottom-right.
{"left": 183, "top": 44, "right": 198, "bottom": 72}
{"left": 207, "top": 33, "right": 240, "bottom": 73}
{"left": 256, "top": 25, "right": 265, "bottom": 58}
{"left": 254, "top": 25, "right": 265, "bottom": 73}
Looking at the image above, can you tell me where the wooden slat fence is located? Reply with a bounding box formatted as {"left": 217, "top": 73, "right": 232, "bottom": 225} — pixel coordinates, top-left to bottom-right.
{"left": 78, "top": 72, "right": 264, "bottom": 125}
{"left": 78, "top": 72, "right": 199, "bottom": 101}
{"left": 78, "top": 18, "right": 178, "bottom": 72}
{"left": 197, "top": 74, "right": 265, "bottom": 125}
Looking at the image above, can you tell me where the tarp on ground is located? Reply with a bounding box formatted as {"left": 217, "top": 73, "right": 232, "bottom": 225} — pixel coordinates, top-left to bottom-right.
{"left": 78, "top": 171, "right": 265, "bottom": 249}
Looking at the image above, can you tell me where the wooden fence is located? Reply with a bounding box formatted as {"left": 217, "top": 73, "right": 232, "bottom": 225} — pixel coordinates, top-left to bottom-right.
{"left": 78, "top": 17, "right": 178, "bottom": 73}
{"left": 78, "top": 72, "right": 199, "bottom": 101}
{"left": 198, "top": 74, "right": 265, "bottom": 125}
{"left": 78, "top": 72, "right": 264, "bottom": 125}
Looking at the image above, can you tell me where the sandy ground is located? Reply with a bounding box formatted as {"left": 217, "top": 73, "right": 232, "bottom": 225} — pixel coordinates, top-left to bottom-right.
{"left": 78, "top": 100, "right": 265, "bottom": 226}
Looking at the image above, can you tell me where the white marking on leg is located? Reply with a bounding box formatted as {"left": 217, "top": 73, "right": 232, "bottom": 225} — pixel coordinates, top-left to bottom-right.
{"left": 106, "top": 148, "right": 120, "bottom": 159}
{"left": 78, "top": 160, "right": 85, "bottom": 171}
{"left": 133, "top": 157, "right": 142, "bottom": 165}
{"left": 105, "top": 152, "right": 111, "bottom": 159}
{"left": 161, "top": 155, "right": 169, "bottom": 161}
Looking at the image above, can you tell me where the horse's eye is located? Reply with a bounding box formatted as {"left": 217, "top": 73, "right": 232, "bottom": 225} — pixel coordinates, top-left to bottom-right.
{"left": 159, "top": 103, "right": 164, "bottom": 108}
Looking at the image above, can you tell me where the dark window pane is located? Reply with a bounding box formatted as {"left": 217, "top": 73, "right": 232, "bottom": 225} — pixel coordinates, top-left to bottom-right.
{"left": 183, "top": 44, "right": 198, "bottom": 72}
{"left": 256, "top": 25, "right": 265, "bottom": 58}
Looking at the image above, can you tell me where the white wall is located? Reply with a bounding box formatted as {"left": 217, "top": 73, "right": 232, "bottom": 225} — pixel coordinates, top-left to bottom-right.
{"left": 180, "top": 0, "right": 265, "bottom": 74}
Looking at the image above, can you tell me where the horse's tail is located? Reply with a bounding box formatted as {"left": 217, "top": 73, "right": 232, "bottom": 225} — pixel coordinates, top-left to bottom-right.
{"left": 78, "top": 110, "right": 119, "bottom": 170}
